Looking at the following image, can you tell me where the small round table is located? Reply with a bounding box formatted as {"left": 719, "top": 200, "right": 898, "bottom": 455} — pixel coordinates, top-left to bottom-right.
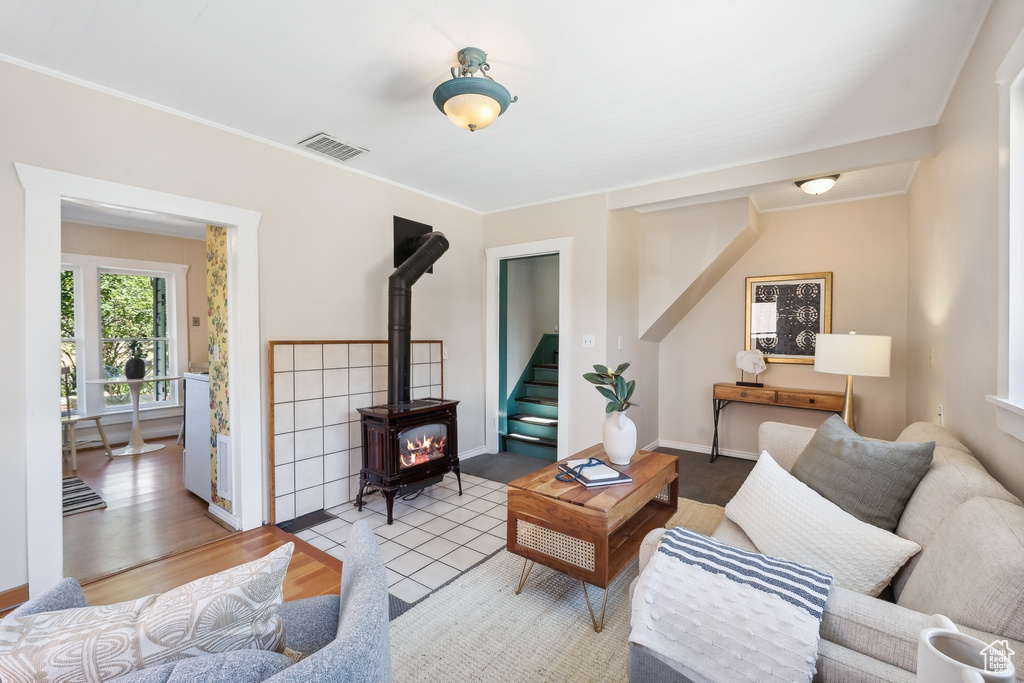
{"left": 87, "top": 376, "right": 183, "bottom": 455}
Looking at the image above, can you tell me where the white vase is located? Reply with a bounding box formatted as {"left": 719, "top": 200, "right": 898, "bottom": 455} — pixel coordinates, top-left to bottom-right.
{"left": 602, "top": 411, "right": 637, "bottom": 465}
{"left": 917, "top": 614, "right": 1015, "bottom": 683}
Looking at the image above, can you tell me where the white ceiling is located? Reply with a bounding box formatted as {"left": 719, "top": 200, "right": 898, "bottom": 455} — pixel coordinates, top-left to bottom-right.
{"left": 0, "top": 0, "right": 991, "bottom": 214}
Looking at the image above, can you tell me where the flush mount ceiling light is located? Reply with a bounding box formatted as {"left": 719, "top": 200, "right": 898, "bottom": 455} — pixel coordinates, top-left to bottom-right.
{"left": 432, "top": 47, "right": 517, "bottom": 132}
{"left": 795, "top": 174, "right": 840, "bottom": 195}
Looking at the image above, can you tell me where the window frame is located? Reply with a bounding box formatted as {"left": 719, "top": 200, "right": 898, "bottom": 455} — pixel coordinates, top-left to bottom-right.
{"left": 988, "top": 25, "right": 1024, "bottom": 441}
{"left": 62, "top": 252, "right": 189, "bottom": 417}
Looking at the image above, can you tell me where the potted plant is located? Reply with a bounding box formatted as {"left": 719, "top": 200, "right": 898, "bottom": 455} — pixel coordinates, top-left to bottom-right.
{"left": 124, "top": 340, "right": 147, "bottom": 380}
{"left": 583, "top": 362, "right": 639, "bottom": 465}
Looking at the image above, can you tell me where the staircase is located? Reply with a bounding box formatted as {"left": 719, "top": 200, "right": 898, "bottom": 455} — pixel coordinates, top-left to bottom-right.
{"left": 502, "top": 338, "right": 559, "bottom": 461}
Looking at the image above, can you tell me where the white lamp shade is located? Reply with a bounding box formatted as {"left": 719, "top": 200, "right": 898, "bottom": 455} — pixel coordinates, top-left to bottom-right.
{"left": 798, "top": 177, "right": 838, "bottom": 195}
{"left": 814, "top": 333, "right": 891, "bottom": 377}
{"left": 443, "top": 92, "right": 502, "bottom": 131}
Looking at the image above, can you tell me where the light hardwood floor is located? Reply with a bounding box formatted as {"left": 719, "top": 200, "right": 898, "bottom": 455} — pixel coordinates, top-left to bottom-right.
{"left": 81, "top": 525, "right": 343, "bottom": 606}
{"left": 63, "top": 437, "right": 234, "bottom": 583}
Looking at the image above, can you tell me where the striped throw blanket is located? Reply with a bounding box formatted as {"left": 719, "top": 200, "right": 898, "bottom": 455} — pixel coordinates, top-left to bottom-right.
{"left": 629, "top": 527, "right": 833, "bottom": 683}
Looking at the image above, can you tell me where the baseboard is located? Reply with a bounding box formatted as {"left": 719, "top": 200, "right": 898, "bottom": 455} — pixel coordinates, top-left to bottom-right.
{"left": 207, "top": 503, "right": 240, "bottom": 530}
{"left": 655, "top": 439, "right": 759, "bottom": 462}
{"left": 459, "top": 446, "right": 487, "bottom": 460}
{"left": 0, "top": 583, "right": 29, "bottom": 614}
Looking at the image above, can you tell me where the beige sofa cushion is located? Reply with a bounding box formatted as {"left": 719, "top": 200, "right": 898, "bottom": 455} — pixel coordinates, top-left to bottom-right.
{"left": 897, "top": 497, "right": 1024, "bottom": 641}
{"left": 890, "top": 438, "right": 1022, "bottom": 599}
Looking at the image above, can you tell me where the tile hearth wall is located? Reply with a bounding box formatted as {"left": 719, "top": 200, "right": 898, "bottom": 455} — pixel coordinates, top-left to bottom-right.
{"left": 270, "top": 341, "right": 443, "bottom": 523}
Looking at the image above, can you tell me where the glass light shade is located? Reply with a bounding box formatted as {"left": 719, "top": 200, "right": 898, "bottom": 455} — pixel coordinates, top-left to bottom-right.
{"left": 443, "top": 92, "right": 502, "bottom": 131}
{"left": 814, "top": 333, "right": 891, "bottom": 377}
{"left": 433, "top": 74, "right": 514, "bottom": 132}
{"left": 797, "top": 176, "right": 839, "bottom": 195}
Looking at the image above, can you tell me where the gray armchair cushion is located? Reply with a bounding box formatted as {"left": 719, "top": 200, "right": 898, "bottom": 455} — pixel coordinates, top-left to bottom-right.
{"left": 111, "top": 651, "right": 293, "bottom": 682}
{"left": 267, "top": 520, "right": 392, "bottom": 682}
{"left": 10, "top": 577, "right": 87, "bottom": 617}
{"left": 791, "top": 415, "right": 934, "bottom": 532}
{"left": 280, "top": 594, "right": 340, "bottom": 654}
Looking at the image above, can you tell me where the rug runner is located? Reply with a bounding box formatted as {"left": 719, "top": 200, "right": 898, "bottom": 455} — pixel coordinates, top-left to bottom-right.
{"left": 62, "top": 477, "right": 106, "bottom": 516}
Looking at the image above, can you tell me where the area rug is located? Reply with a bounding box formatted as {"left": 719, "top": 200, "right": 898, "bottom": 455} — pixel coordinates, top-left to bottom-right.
{"left": 390, "top": 497, "right": 724, "bottom": 682}
{"left": 62, "top": 477, "right": 106, "bottom": 516}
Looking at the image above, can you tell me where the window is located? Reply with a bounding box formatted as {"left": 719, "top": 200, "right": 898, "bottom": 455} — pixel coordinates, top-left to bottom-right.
{"left": 60, "top": 267, "right": 80, "bottom": 415}
{"left": 98, "top": 271, "right": 173, "bottom": 407}
{"left": 989, "top": 26, "right": 1024, "bottom": 441}
{"left": 61, "top": 253, "right": 188, "bottom": 417}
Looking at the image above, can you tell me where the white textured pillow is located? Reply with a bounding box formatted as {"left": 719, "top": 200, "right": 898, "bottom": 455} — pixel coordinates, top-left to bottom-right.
{"left": 0, "top": 542, "right": 294, "bottom": 683}
{"left": 725, "top": 451, "right": 921, "bottom": 596}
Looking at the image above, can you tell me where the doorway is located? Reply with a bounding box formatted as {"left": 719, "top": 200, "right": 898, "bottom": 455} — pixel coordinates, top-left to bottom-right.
{"left": 485, "top": 237, "right": 573, "bottom": 460}
{"left": 499, "top": 254, "right": 560, "bottom": 460}
{"left": 18, "top": 163, "right": 263, "bottom": 595}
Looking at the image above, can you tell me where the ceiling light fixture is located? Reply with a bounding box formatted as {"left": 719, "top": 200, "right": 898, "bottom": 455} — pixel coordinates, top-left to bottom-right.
{"left": 432, "top": 47, "right": 517, "bottom": 132}
{"left": 795, "top": 174, "right": 840, "bottom": 195}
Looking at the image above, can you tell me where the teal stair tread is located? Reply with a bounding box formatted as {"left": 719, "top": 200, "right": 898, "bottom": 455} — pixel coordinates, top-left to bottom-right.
{"left": 534, "top": 363, "right": 559, "bottom": 369}
{"left": 516, "top": 396, "right": 558, "bottom": 407}
{"left": 508, "top": 413, "right": 559, "bottom": 426}
{"left": 524, "top": 379, "right": 558, "bottom": 387}
{"left": 505, "top": 433, "right": 558, "bottom": 448}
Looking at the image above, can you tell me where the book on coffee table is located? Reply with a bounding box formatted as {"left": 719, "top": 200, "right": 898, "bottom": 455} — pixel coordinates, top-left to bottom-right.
{"left": 558, "top": 459, "right": 633, "bottom": 487}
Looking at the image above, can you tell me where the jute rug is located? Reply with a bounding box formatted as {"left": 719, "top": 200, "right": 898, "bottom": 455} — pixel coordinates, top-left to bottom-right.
{"left": 390, "top": 497, "right": 724, "bottom": 682}
{"left": 62, "top": 476, "right": 106, "bottom": 516}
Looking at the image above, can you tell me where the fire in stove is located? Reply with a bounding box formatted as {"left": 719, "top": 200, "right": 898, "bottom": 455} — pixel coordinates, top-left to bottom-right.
{"left": 399, "top": 424, "right": 448, "bottom": 469}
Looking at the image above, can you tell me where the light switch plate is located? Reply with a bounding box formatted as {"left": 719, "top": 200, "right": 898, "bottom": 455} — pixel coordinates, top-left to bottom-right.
{"left": 582, "top": 334, "right": 596, "bottom": 348}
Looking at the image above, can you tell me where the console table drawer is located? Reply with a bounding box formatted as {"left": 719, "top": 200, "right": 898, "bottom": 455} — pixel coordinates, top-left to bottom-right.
{"left": 776, "top": 390, "right": 844, "bottom": 411}
{"left": 713, "top": 385, "right": 776, "bottom": 403}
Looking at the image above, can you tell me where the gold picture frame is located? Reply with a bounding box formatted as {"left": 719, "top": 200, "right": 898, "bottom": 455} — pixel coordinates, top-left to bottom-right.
{"left": 745, "top": 272, "right": 832, "bottom": 364}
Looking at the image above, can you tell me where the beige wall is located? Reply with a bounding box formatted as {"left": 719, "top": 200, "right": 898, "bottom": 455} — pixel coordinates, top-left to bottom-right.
{"left": 61, "top": 222, "right": 208, "bottom": 365}
{"left": 0, "top": 59, "right": 484, "bottom": 594}
{"left": 907, "top": 0, "right": 1024, "bottom": 500}
{"left": 657, "top": 195, "right": 910, "bottom": 455}
{"left": 606, "top": 208, "right": 659, "bottom": 448}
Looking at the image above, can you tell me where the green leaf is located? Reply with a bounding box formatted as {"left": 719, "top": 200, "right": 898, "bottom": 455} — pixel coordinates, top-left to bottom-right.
{"left": 615, "top": 374, "right": 626, "bottom": 400}
{"left": 593, "top": 364, "right": 610, "bottom": 374}
{"left": 624, "top": 380, "right": 636, "bottom": 401}
{"left": 582, "top": 372, "right": 604, "bottom": 384}
{"left": 606, "top": 401, "right": 622, "bottom": 413}
{"left": 595, "top": 386, "right": 618, "bottom": 402}
{"left": 614, "top": 362, "right": 631, "bottom": 375}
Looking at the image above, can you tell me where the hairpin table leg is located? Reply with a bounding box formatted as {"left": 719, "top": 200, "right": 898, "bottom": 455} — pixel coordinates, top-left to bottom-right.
{"left": 580, "top": 580, "right": 609, "bottom": 633}
{"left": 515, "top": 559, "right": 535, "bottom": 595}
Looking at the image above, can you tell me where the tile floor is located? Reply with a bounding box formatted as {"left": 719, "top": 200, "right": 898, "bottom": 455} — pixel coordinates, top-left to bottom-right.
{"left": 295, "top": 472, "right": 508, "bottom": 604}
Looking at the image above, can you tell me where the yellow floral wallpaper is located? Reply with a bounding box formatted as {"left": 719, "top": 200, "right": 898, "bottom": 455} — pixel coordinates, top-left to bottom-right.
{"left": 207, "top": 224, "right": 231, "bottom": 513}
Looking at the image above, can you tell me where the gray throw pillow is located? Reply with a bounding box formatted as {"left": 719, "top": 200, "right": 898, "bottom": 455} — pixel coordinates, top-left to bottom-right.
{"left": 790, "top": 415, "right": 934, "bottom": 532}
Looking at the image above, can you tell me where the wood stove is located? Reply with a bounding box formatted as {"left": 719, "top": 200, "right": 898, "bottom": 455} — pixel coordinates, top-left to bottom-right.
{"left": 357, "top": 399, "right": 460, "bottom": 524}
{"left": 356, "top": 224, "right": 462, "bottom": 524}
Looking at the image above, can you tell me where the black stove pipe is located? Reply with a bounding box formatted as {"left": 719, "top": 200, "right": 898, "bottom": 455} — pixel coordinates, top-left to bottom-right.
{"left": 388, "top": 232, "right": 449, "bottom": 405}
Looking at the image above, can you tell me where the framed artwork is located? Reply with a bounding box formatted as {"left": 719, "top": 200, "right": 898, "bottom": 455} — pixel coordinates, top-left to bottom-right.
{"left": 745, "top": 272, "right": 832, "bottom": 364}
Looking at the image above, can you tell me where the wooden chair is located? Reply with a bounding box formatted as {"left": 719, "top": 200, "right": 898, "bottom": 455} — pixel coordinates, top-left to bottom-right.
{"left": 62, "top": 366, "right": 114, "bottom": 472}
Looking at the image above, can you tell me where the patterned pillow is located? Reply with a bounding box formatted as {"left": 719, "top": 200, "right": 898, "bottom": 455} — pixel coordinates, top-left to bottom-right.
{"left": 726, "top": 452, "right": 921, "bottom": 596}
{"left": 791, "top": 415, "right": 934, "bottom": 532}
{"left": 0, "top": 543, "right": 294, "bottom": 683}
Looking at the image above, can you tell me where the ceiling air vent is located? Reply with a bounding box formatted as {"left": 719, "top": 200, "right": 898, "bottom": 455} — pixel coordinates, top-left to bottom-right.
{"left": 299, "top": 133, "right": 368, "bottom": 163}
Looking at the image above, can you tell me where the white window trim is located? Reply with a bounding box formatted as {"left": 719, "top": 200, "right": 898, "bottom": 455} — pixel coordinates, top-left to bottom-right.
{"left": 988, "top": 25, "right": 1024, "bottom": 442}
{"left": 62, "top": 252, "right": 189, "bottom": 417}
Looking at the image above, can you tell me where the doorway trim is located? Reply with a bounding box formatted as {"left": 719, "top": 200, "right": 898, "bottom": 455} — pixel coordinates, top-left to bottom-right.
{"left": 17, "top": 163, "right": 264, "bottom": 595}
{"left": 485, "top": 237, "right": 573, "bottom": 459}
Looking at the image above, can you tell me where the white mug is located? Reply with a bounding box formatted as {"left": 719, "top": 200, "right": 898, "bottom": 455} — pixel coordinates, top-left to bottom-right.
{"left": 917, "top": 614, "right": 1016, "bottom": 683}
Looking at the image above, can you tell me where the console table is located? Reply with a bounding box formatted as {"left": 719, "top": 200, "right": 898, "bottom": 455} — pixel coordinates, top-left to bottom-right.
{"left": 710, "top": 382, "right": 844, "bottom": 462}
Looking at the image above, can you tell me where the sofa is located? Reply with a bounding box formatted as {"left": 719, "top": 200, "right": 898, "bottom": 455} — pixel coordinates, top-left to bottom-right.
{"left": 0, "top": 520, "right": 391, "bottom": 682}
{"left": 629, "top": 421, "right": 1024, "bottom": 682}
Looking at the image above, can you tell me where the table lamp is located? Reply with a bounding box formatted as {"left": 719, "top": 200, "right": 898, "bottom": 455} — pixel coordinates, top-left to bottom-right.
{"left": 814, "top": 331, "right": 891, "bottom": 431}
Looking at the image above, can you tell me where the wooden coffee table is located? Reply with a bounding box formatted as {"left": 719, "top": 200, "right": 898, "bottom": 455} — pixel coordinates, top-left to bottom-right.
{"left": 506, "top": 445, "right": 678, "bottom": 632}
